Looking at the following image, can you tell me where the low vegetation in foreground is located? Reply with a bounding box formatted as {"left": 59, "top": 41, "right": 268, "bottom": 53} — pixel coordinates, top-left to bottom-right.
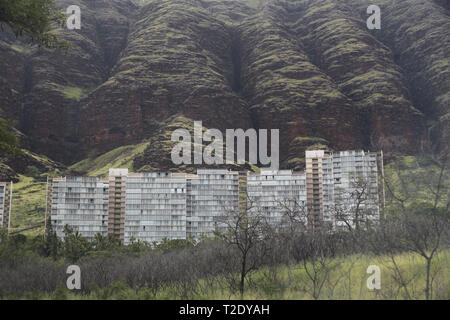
{"left": 2, "top": 250, "right": 449, "bottom": 300}
{"left": 0, "top": 208, "right": 448, "bottom": 301}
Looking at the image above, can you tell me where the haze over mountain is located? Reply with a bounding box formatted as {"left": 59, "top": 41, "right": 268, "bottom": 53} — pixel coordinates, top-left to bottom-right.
{"left": 0, "top": 0, "right": 448, "bottom": 177}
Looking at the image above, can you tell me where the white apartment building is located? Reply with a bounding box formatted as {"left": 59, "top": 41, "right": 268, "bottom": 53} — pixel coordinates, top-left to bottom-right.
{"left": 306, "top": 150, "right": 382, "bottom": 231}
{"left": 49, "top": 177, "right": 109, "bottom": 241}
{"left": 247, "top": 170, "right": 307, "bottom": 226}
{"left": 48, "top": 149, "right": 384, "bottom": 242}
{"left": 325, "top": 150, "right": 381, "bottom": 230}
{"left": 187, "top": 169, "right": 240, "bottom": 238}
{"left": 125, "top": 172, "right": 187, "bottom": 244}
{"left": 0, "top": 183, "right": 5, "bottom": 228}
{"left": 0, "top": 182, "right": 12, "bottom": 229}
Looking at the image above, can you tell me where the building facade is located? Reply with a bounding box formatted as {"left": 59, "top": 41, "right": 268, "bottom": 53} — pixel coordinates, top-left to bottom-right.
{"left": 108, "top": 168, "right": 128, "bottom": 242}
{"left": 125, "top": 171, "right": 188, "bottom": 244}
{"left": 306, "top": 150, "right": 383, "bottom": 231}
{"left": 48, "top": 149, "right": 384, "bottom": 242}
{"left": 0, "top": 182, "right": 12, "bottom": 230}
{"left": 187, "top": 169, "right": 240, "bottom": 238}
{"left": 247, "top": 170, "right": 307, "bottom": 226}
{"left": 48, "top": 177, "right": 109, "bottom": 241}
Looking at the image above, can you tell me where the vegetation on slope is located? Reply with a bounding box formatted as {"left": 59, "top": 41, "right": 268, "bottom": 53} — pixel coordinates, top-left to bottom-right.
{"left": 0, "top": 220, "right": 448, "bottom": 300}
{"left": 9, "top": 175, "right": 46, "bottom": 237}
{"left": 0, "top": 113, "right": 19, "bottom": 156}
{"left": 69, "top": 141, "right": 150, "bottom": 177}
{"left": 3, "top": 150, "right": 64, "bottom": 236}
{"left": 2, "top": 0, "right": 447, "bottom": 166}
{"left": 0, "top": 0, "right": 67, "bottom": 48}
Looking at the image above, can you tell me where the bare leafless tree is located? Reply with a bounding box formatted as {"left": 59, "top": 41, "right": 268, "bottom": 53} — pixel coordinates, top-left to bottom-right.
{"left": 294, "top": 231, "right": 341, "bottom": 300}
{"left": 215, "top": 196, "right": 273, "bottom": 298}
{"left": 334, "top": 175, "right": 379, "bottom": 234}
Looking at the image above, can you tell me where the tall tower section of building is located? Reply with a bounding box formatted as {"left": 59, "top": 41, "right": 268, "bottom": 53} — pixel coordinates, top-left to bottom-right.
{"left": 108, "top": 168, "right": 128, "bottom": 242}
{"left": 306, "top": 150, "right": 383, "bottom": 231}
{"left": 305, "top": 150, "right": 330, "bottom": 231}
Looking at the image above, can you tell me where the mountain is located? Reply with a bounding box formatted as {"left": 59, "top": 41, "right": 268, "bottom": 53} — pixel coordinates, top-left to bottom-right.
{"left": 0, "top": 0, "right": 449, "bottom": 175}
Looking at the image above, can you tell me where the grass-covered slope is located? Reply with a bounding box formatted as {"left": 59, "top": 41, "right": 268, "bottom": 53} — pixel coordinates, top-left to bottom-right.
{"left": 1, "top": 150, "right": 65, "bottom": 236}
{"left": 69, "top": 142, "right": 150, "bottom": 177}
{"left": 384, "top": 155, "right": 450, "bottom": 211}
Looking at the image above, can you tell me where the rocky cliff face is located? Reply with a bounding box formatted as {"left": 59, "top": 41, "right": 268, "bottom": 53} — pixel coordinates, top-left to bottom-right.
{"left": 79, "top": 0, "right": 253, "bottom": 157}
{"left": 0, "top": 0, "right": 448, "bottom": 170}
{"left": 1, "top": 0, "right": 137, "bottom": 161}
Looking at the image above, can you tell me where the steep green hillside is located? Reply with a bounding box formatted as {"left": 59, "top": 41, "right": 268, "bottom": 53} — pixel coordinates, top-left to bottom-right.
{"left": 10, "top": 175, "right": 46, "bottom": 237}
{"left": 69, "top": 141, "right": 150, "bottom": 177}
{"left": 384, "top": 155, "right": 449, "bottom": 210}
{"left": 0, "top": 0, "right": 447, "bottom": 168}
{"left": 4, "top": 150, "right": 65, "bottom": 236}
